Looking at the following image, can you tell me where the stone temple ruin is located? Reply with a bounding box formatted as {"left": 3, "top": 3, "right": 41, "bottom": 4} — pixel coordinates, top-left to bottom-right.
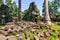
{"left": 23, "top": 2, "right": 40, "bottom": 22}
{"left": 0, "top": 2, "right": 40, "bottom": 24}
{"left": 0, "top": 4, "right": 12, "bottom": 24}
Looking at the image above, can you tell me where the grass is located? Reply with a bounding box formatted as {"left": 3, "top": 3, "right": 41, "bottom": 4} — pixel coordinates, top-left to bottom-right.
{"left": 52, "top": 23, "right": 60, "bottom": 30}
{"left": 47, "top": 23, "right": 60, "bottom": 40}
{"left": 52, "top": 23, "right": 60, "bottom": 36}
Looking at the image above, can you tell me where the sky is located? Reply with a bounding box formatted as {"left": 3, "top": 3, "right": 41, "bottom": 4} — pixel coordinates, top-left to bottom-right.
{"left": 13, "top": 0, "right": 53, "bottom": 15}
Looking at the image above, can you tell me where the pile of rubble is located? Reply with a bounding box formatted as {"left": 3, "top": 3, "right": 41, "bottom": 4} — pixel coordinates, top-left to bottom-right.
{"left": 0, "top": 21, "right": 60, "bottom": 40}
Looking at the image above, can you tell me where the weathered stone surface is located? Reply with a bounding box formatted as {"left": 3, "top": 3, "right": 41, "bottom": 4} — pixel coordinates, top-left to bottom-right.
{"left": 0, "top": 35, "right": 7, "bottom": 40}
{"left": 0, "top": 21, "right": 59, "bottom": 40}
{"left": 39, "top": 37, "right": 46, "bottom": 40}
{"left": 17, "top": 33, "right": 25, "bottom": 40}
{"left": 44, "top": 32, "right": 50, "bottom": 38}
{"left": 29, "top": 28, "right": 36, "bottom": 32}
{"left": 8, "top": 36, "right": 18, "bottom": 40}
{"left": 0, "top": 30, "right": 8, "bottom": 36}
{"left": 35, "top": 36, "right": 39, "bottom": 40}
{"left": 8, "top": 29, "right": 13, "bottom": 33}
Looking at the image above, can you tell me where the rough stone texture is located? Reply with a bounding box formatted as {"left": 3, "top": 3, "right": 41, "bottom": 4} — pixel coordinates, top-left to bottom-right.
{"left": 39, "top": 37, "right": 46, "bottom": 40}
{"left": 0, "top": 35, "right": 7, "bottom": 40}
{"left": 44, "top": 32, "right": 50, "bottom": 38}
{"left": 0, "top": 21, "right": 60, "bottom": 40}
{"left": 8, "top": 36, "right": 18, "bottom": 40}
{"left": 35, "top": 36, "right": 39, "bottom": 40}
{"left": 0, "top": 30, "right": 8, "bottom": 36}
{"left": 17, "top": 33, "right": 25, "bottom": 40}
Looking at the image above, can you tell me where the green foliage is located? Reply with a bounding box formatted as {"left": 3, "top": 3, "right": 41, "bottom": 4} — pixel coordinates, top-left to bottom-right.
{"left": 30, "top": 37, "right": 34, "bottom": 40}
{"left": 56, "top": 11, "right": 60, "bottom": 15}
{"left": 5, "top": 0, "right": 12, "bottom": 5}
{"left": 0, "top": 0, "right": 18, "bottom": 19}
{"left": 5, "top": 0, "right": 18, "bottom": 17}
{"left": 12, "top": 31, "right": 18, "bottom": 36}
{"left": 55, "top": 30, "right": 59, "bottom": 36}
{"left": 24, "top": 29, "right": 32, "bottom": 35}
{"left": 11, "top": 2, "right": 18, "bottom": 17}
{"left": 50, "top": 0, "right": 60, "bottom": 15}
{"left": 33, "top": 32, "right": 37, "bottom": 36}
{"left": 51, "top": 23, "right": 60, "bottom": 39}
{"left": 23, "top": 38, "right": 27, "bottom": 40}
{"left": 0, "top": 0, "right": 3, "bottom": 6}
{"left": 0, "top": 4, "right": 12, "bottom": 23}
{"left": 52, "top": 23, "right": 60, "bottom": 30}
{"left": 22, "top": 9, "right": 28, "bottom": 17}
{"left": 48, "top": 36, "right": 56, "bottom": 40}
{"left": 43, "top": 0, "right": 60, "bottom": 16}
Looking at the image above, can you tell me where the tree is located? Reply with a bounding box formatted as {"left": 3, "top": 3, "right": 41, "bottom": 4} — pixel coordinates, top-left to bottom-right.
{"left": 5, "top": 0, "right": 12, "bottom": 5}
{"left": 18, "top": 0, "right": 21, "bottom": 21}
{"left": 5, "top": 0, "right": 18, "bottom": 17}
{"left": 5, "top": 0, "right": 13, "bottom": 14}
{"left": 43, "top": 1, "right": 53, "bottom": 16}
{"left": 0, "top": 0, "right": 3, "bottom": 6}
{"left": 44, "top": 0, "right": 51, "bottom": 25}
{"left": 11, "top": 1, "right": 18, "bottom": 17}
{"left": 43, "top": 0, "right": 60, "bottom": 22}
{"left": 22, "top": 9, "right": 28, "bottom": 18}
{"left": 52, "top": 0, "right": 60, "bottom": 15}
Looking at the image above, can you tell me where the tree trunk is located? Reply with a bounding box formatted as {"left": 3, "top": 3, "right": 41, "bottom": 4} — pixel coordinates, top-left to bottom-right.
{"left": 18, "top": 0, "right": 21, "bottom": 21}
{"left": 44, "top": 0, "right": 51, "bottom": 25}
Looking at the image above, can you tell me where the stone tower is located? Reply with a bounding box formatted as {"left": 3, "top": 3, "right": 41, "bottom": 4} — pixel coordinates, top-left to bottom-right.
{"left": 23, "top": 2, "right": 40, "bottom": 22}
